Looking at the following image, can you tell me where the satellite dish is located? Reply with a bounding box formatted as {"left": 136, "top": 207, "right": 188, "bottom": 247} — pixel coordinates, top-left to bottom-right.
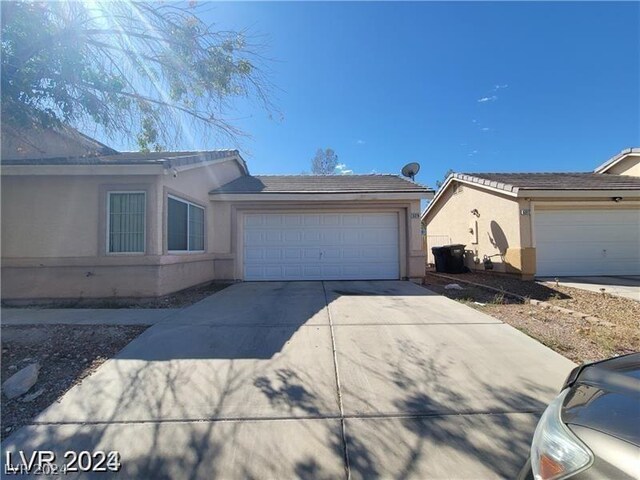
{"left": 401, "top": 162, "right": 420, "bottom": 181}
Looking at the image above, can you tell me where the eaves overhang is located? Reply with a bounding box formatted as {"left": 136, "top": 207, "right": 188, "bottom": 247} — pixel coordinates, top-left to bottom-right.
{"left": 420, "top": 172, "right": 640, "bottom": 222}
{"left": 209, "top": 191, "right": 434, "bottom": 202}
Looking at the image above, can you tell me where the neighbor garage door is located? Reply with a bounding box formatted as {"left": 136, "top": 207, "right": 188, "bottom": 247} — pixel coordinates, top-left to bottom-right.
{"left": 535, "top": 209, "right": 640, "bottom": 277}
{"left": 243, "top": 212, "right": 400, "bottom": 280}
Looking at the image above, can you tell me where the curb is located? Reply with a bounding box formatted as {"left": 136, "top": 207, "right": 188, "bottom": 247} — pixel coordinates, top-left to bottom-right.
{"left": 424, "top": 272, "right": 612, "bottom": 326}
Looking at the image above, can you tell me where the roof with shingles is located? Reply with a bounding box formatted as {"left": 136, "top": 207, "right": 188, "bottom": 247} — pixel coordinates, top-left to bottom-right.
{"left": 1, "top": 150, "right": 240, "bottom": 168}
{"left": 455, "top": 172, "right": 640, "bottom": 192}
{"left": 209, "top": 174, "right": 433, "bottom": 194}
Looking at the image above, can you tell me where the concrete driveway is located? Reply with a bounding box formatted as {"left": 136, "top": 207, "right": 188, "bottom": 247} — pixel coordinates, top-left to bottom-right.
{"left": 538, "top": 275, "right": 640, "bottom": 301}
{"left": 3, "top": 281, "right": 574, "bottom": 479}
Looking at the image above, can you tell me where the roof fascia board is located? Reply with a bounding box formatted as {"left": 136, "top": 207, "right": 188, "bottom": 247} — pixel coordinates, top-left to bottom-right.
{"left": 518, "top": 189, "right": 640, "bottom": 198}
{"left": 420, "top": 175, "right": 454, "bottom": 222}
{"left": 209, "top": 192, "right": 432, "bottom": 202}
{"left": 532, "top": 200, "right": 640, "bottom": 208}
{"left": 170, "top": 155, "right": 247, "bottom": 174}
{"left": 593, "top": 150, "right": 639, "bottom": 173}
{"left": 454, "top": 176, "right": 519, "bottom": 196}
{"left": 1, "top": 164, "right": 164, "bottom": 176}
{"left": 0, "top": 153, "right": 248, "bottom": 177}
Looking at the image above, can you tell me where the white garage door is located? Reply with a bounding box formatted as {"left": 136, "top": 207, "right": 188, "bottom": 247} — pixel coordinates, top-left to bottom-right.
{"left": 535, "top": 209, "right": 640, "bottom": 277}
{"left": 243, "top": 212, "right": 400, "bottom": 280}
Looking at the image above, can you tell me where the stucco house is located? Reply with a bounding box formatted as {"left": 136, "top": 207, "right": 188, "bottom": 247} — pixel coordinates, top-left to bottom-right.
{"left": 422, "top": 148, "right": 640, "bottom": 279}
{"left": 1, "top": 129, "right": 433, "bottom": 301}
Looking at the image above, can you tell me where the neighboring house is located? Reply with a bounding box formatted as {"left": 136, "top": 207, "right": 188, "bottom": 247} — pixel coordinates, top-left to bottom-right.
{"left": 1, "top": 130, "right": 433, "bottom": 301}
{"left": 1, "top": 123, "right": 117, "bottom": 160}
{"left": 421, "top": 149, "right": 640, "bottom": 279}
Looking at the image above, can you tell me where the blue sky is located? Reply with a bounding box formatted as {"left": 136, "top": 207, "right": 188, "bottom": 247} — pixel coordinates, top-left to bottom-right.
{"left": 105, "top": 1, "right": 639, "bottom": 189}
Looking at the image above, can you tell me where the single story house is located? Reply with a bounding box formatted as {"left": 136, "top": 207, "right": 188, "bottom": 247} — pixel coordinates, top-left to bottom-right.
{"left": 1, "top": 129, "right": 433, "bottom": 301}
{"left": 421, "top": 148, "right": 640, "bottom": 279}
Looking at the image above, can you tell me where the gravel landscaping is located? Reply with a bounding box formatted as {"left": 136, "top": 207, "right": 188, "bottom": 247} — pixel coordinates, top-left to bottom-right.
{"left": 423, "top": 272, "right": 639, "bottom": 364}
{"left": 1, "top": 324, "right": 147, "bottom": 440}
{"left": 2, "top": 281, "right": 232, "bottom": 309}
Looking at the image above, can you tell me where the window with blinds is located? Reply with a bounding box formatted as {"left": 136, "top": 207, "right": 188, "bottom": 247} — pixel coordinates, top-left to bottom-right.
{"left": 108, "top": 192, "right": 146, "bottom": 253}
{"left": 168, "top": 196, "right": 205, "bottom": 252}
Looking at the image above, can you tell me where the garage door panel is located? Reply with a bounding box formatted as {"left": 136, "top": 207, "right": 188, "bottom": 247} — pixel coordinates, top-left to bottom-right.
{"left": 303, "top": 248, "right": 321, "bottom": 259}
{"left": 245, "top": 214, "right": 264, "bottom": 227}
{"left": 284, "top": 215, "right": 303, "bottom": 226}
{"left": 323, "top": 248, "right": 341, "bottom": 260}
{"left": 535, "top": 209, "right": 640, "bottom": 277}
{"left": 537, "top": 224, "right": 639, "bottom": 239}
{"left": 284, "top": 248, "right": 302, "bottom": 259}
{"left": 323, "top": 215, "right": 341, "bottom": 226}
{"left": 283, "top": 231, "right": 302, "bottom": 242}
{"left": 264, "top": 215, "right": 283, "bottom": 227}
{"left": 264, "top": 248, "right": 282, "bottom": 260}
{"left": 537, "top": 211, "right": 638, "bottom": 226}
{"left": 321, "top": 231, "right": 341, "bottom": 243}
{"left": 245, "top": 247, "right": 264, "bottom": 260}
{"left": 304, "top": 215, "right": 321, "bottom": 226}
{"left": 244, "top": 212, "right": 400, "bottom": 280}
{"left": 302, "top": 230, "right": 321, "bottom": 242}
{"left": 342, "top": 214, "right": 361, "bottom": 226}
{"left": 538, "top": 240, "right": 639, "bottom": 257}
{"left": 284, "top": 266, "right": 303, "bottom": 277}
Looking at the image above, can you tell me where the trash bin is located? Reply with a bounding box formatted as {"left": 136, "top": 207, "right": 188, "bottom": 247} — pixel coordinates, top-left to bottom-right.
{"left": 431, "top": 246, "right": 448, "bottom": 273}
{"left": 431, "top": 244, "right": 466, "bottom": 274}
{"left": 446, "top": 244, "right": 466, "bottom": 274}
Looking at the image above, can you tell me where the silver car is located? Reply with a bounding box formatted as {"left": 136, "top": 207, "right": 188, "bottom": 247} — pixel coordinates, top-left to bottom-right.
{"left": 518, "top": 353, "right": 640, "bottom": 480}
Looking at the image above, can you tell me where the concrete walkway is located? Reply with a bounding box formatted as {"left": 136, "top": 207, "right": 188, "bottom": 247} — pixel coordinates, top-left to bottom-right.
{"left": 538, "top": 275, "right": 640, "bottom": 301}
{"left": 2, "top": 281, "right": 574, "bottom": 479}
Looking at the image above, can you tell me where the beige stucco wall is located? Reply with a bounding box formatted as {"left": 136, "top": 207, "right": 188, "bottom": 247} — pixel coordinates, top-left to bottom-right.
{"left": 423, "top": 182, "right": 533, "bottom": 276}
{"left": 211, "top": 199, "right": 425, "bottom": 281}
{"left": 159, "top": 159, "right": 244, "bottom": 254}
{"left": 1, "top": 174, "right": 160, "bottom": 258}
{"left": 1, "top": 159, "right": 244, "bottom": 300}
{"left": 603, "top": 154, "right": 640, "bottom": 176}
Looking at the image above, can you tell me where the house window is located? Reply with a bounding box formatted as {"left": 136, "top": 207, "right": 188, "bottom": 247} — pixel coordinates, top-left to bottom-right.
{"left": 168, "top": 196, "right": 205, "bottom": 252}
{"left": 107, "top": 192, "right": 146, "bottom": 253}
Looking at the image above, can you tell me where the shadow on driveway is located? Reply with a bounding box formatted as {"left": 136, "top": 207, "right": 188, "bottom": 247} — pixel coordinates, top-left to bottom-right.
{"left": 2, "top": 280, "right": 574, "bottom": 479}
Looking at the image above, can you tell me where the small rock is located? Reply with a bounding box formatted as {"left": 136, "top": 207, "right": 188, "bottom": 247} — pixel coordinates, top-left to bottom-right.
{"left": 445, "top": 283, "right": 464, "bottom": 290}
{"left": 5, "top": 427, "right": 12, "bottom": 433}
{"left": 2, "top": 363, "right": 40, "bottom": 400}
{"left": 20, "top": 388, "right": 45, "bottom": 402}
{"left": 8, "top": 365, "right": 17, "bottom": 371}
{"left": 82, "top": 358, "right": 88, "bottom": 363}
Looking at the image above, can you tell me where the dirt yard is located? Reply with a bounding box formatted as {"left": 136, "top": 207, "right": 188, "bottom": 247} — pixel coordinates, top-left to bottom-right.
{"left": 1, "top": 324, "right": 147, "bottom": 440}
{"left": 2, "top": 281, "right": 232, "bottom": 309}
{"left": 423, "top": 272, "right": 639, "bottom": 364}
{"left": 434, "top": 271, "right": 640, "bottom": 326}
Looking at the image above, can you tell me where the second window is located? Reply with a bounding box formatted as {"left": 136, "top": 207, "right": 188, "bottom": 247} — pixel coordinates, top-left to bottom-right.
{"left": 168, "top": 196, "right": 205, "bottom": 252}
